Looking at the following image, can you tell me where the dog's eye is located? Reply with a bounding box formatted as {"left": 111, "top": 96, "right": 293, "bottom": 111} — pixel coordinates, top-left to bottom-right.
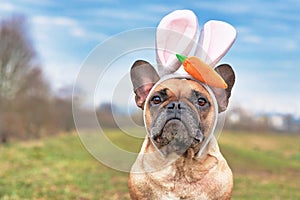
{"left": 198, "top": 97, "right": 207, "bottom": 107}
{"left": 151, "top": 96, "right": 162, "bottom": 104}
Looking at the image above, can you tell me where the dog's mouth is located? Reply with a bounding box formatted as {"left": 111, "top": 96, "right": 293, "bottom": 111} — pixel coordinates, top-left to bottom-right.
{"left": 152, "top": 118, "right": 204, "bottom": 156}
{"left": 153, "top": 118, "right": 184, "bottom": 146}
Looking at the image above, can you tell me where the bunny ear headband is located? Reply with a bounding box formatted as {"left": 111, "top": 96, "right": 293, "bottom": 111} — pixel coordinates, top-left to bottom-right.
{"left": 156, "top": 9, "right": 236, "bottom": 88}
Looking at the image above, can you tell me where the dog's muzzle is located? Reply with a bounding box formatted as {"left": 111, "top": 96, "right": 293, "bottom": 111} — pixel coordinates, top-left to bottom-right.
{"left": 150, "top": 101, "right": 204, "bottom": 157}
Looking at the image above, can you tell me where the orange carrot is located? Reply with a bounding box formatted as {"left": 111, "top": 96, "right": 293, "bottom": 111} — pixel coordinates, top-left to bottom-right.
{"left": 176, "top": 54, "right": 227, "bottom": 89}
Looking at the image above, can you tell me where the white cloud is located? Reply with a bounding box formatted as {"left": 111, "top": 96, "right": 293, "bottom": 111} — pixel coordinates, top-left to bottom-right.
{"left": 241, "top": 35, "right": 263, "bottom": 44}
{"left": 32, "top": 15, "right": 78, "bottom": 30}
{"left": 72, "top": 27, "right": 86, "bottom": 37}
{"left": 18, "top": 0, "right": 59, "bottom": 7}
{"left": 193, "top": 1, "right": 253, "bottom": 15}
{"left": 234, "top": 24, "right": 299, "bottom": 54}
{"left": 52, "top": 17, "right": 77, "bottom": 26}
{"left": 265, "top": 37, "right": 298, "bottom": 52}
{"left": 33, "top": 15, "right": 76, "bottom": 28}
{"left": 0, "top": 2, "right": 16, "bottom": 12}
{"left": 232, "top": 91, "right": 300, "bottom": 117}
{"left": 28, "top": 13, "right": 110, "bottom": 95}
{"left": 43, "top": 61, "right": 80, "bottom": 91}
{"left": 31, "top": 15, "right": 108, "bottom": 41}
{"left": 29, "top": 16, "right": 84, "bottom": 91}
{"left": 143, "top": 4, "right": 179, "bottom": 15}
{"left": 73, "top": 0, "right": 119, "bottom": 3}
{"left": 282, "top": 41, "right": 298, "bottom": 51}
{"left": 86, "top": 8, "right": 158, "bottom": 22}
{"left": 226, "top": 55, "right": 299, "bottom": 116}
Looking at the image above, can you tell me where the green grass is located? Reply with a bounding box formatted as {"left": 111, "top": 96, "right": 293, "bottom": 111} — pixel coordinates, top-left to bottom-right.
{"left": 0, "top": 130, "right": 299, "bottom": 199}
{"left": 0, "top": 132, "right": 130, "bottom": 200}
{"left": 219, "top": 132, "right": 300, "bottom": 199}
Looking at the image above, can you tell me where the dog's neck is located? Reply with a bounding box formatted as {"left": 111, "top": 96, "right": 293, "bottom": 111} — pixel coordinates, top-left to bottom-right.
{"left": 139, "top": 136, "right": 220, "bottom": 173}
{"left": 136, "top": 136, "right": 220, "bottom": 188}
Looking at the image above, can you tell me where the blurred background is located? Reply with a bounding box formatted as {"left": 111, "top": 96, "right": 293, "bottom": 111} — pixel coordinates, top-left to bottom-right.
{"left": 0, "top": 0, "right": 299, "bottom": 199}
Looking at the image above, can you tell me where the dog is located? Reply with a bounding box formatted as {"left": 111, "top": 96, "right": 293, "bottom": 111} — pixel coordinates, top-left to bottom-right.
{"left": 128, "top": 60, "right": 235, "bottom": 200}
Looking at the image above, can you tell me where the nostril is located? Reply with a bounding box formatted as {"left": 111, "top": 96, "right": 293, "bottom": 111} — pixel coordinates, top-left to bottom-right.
{"left": 178, "top": 103, "right": 182, "bottom": 110}
{"left": 167, "top": 102, "right": 175, "bottom": 109}
{"left": 167, "top": 102, "right": 185, "bottom": 110}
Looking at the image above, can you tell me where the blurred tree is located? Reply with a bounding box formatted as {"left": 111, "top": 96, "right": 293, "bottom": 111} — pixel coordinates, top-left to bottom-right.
{"left": 53, "top": 86, "right": 75, "bottom": 132}
{"left": 0, "top": 15, "right": 38, "bottom": 101}
{"left": 97, "top": 102, "right": 117, "bottom": 128}
{"left": 13, "top": 68, "right": 52, "bottom": 138}
{"left": 0, "top": 15, "right": 50, "bottom": 142}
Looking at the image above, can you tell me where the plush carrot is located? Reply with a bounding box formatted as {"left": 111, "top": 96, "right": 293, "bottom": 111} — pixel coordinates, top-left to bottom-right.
{"left": 176, "top": 54, "right": 227, "bottom": 89}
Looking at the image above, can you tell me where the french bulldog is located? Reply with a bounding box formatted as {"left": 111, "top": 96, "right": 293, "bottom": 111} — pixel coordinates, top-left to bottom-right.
{"left": 128, "top": 60, "right": 235, "bottom": 200}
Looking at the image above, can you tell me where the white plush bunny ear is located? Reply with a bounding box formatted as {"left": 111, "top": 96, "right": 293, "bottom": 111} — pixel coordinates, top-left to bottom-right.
{"left": 156, "top": 10, "right": 199, "bottom": 76}
{"left": 197, "top": 20, "right": 237, "bottom": 67}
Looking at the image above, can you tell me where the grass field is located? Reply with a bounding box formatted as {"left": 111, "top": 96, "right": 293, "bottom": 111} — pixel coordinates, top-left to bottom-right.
{"left": 0, "top": 130, "right": 299, "bottom": 200}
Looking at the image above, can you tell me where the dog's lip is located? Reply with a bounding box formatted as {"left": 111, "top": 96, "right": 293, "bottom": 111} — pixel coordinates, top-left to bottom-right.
{"left": 152, "top": 118, "right": 185, "bottom": 144}
{"left": 157, "top": 117, "right": 183, "bottom": 134}
{"left": 155, "top": 118, "right": 204, "bottom": 142}
{"left": 153, "top": 117, "right": 189, "bottom": 139}
{"left": 165, "top": 117, "right": 181, "bottom": 123}
{"left": 162, "top": 117, "right": 185, "bottom": 132}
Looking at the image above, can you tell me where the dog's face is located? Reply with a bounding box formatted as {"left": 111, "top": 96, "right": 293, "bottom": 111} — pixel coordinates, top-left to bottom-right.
{"left": 130, "top": 60, "right": 235, "bottom": 156}
{"left": 144, "top": 78, "right": 216, "bottom": 156}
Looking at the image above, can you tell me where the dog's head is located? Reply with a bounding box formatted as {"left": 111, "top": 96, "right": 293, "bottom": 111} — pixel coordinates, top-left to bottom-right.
{"left": 130, "top": 60, "right": 235, "bottom": 156}
{"left": 129, "top": 10, "right": 236, "bottom": 157}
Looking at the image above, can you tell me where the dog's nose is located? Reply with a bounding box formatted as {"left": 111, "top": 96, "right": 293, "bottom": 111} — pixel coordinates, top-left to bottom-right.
{"left": 166, "top": 101, "right": 184, "bottom": 110}
{"left": 166, "top": 101, "right": 184, "bottom": 119}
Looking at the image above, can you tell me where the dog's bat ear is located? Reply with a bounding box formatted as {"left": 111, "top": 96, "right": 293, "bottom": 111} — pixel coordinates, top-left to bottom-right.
{"left": 211, "top": 64, "right": 235, "bottom": 113}
{"left": 130, "top": 60, "right": 160, "bottom": 109}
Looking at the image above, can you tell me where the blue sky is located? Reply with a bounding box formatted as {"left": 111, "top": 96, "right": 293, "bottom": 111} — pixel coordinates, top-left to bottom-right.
{"left": 1, "top": 0, "right": 300, "bottom": 116}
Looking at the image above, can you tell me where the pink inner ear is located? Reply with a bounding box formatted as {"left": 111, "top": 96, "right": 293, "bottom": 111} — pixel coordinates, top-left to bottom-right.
{"left": 167, "top": 19, "right": 189, "bottom": 31}
{"left": 135, "top": 83, "right": 154, "bottom": 108}
{"left": 199, "top": 20, "right": 236, "bottom": 66}
{"left": 156, "top": 10, "right": 199, "bottom": 76}
{"left": 164, "top": 19, "right": 188, "bottom": 62}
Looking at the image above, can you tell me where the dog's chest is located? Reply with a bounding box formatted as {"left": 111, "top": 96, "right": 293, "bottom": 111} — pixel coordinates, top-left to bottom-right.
{"left": 158, "top": 180, "right": 211, "bottom": 200}
{"left": 148, "top": 157, "right": 217, "bottom": 199}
